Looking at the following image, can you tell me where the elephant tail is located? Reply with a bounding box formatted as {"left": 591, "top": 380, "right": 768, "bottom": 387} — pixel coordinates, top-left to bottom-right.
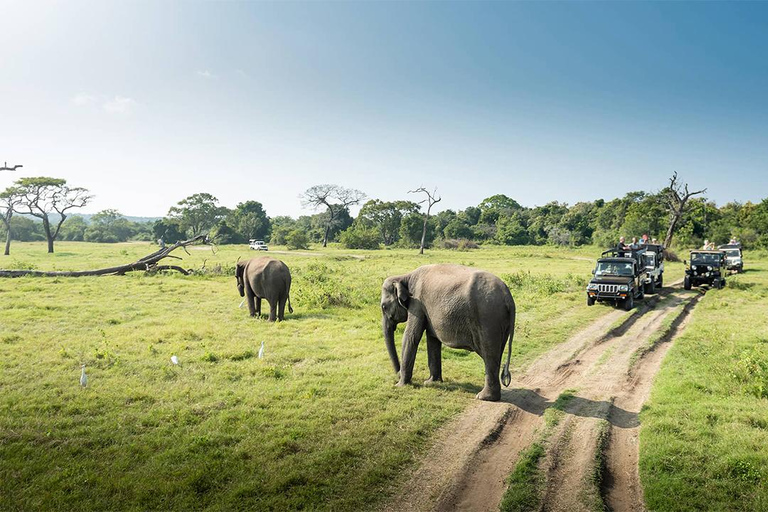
{"left": 501, "top": 298, "right": 516, "bottom": 387}
{"left": 288, "top": 294, "right": 294, "bottom": 314}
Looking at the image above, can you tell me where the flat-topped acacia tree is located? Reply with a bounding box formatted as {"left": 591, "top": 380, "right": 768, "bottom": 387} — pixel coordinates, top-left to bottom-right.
{"left": 13, "top": 177, "right": 92, "bottom": 253}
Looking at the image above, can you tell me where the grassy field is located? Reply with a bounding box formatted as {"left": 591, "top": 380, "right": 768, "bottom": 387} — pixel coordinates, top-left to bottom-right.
{"left": 0, "top": 241, "right": 623, "bottom": 511}
{"left": 640, "top": 251, "right": 768, "bottom": 511}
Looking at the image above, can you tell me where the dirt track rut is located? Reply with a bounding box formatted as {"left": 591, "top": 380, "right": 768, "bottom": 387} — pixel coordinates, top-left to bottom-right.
{"left": 382, "top": 283, "right": 701, "bottom": 512}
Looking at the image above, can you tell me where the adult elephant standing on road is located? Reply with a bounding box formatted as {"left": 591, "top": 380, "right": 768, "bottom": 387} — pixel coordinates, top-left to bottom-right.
{"left": 236, "top": 257, "right": 293, "bottom": 322}
{"left": 380, "top": 264, "right": 516, "bottom": 401}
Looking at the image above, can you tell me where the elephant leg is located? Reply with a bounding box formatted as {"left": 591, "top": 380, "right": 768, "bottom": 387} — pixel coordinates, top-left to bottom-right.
{"left": 476, "top": 338, "right": 503, "bottom": 402}
{"left": 246, "top": 287, "right": 257, "bottom": 317}
{"left": 424, "top": 333, "right": 443, "bottom": 385}
{"left": 255, "top": 297, "right": 262, "bottom": 318}
{"left": 277, "top": 296, "right": 286, "bottom": 321}
{"left": 398, "top": 317, "right": 426, "bottom": 387}
{"left": 267, "top": 299, "right": 277, "bottom": 322}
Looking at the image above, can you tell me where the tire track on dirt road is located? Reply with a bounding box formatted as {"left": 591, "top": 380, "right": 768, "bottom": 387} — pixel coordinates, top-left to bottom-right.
{"left": 381, "top": 283, "right": 701, "bottom": 512}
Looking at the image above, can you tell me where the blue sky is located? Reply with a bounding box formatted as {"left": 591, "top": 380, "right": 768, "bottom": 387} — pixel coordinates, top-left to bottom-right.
{"left": 1, "top": 1, "right": 767, "bottom": 217}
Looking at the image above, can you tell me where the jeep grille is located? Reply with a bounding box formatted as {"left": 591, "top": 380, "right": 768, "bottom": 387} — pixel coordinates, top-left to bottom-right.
{"left": 598, "top": 284, "right": 620, "bottom": 293}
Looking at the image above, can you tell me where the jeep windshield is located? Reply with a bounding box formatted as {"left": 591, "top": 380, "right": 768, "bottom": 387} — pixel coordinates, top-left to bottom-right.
{"left": 691, "top": 253, "right": 721, "bottom": 265}
{"left": 724, "top": 249, "right": 740, "bottom": 258}
{"left": 595, "top": 262, "right": 634, "bottom": 276}
{"left": 643, "top": 254, "right": 656, "bottom": 268}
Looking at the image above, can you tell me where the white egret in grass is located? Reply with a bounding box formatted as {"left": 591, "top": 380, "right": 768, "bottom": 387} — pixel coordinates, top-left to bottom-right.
{"left": 171, "top": 355, "right": 179, "bottom": 365}
{"left": 80, "top": 364, "right": 88, "bottom": 388}
{"left": 258, "top": 341, "right": 265, "bottom": 359}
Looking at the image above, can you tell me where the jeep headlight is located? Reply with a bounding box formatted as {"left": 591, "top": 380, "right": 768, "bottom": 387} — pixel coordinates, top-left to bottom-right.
{"left": 618, "top": 285, "right": 629, "bottom": 292}
{"left": 707, "top": 266, "right": 713, "bottom": 271}
{"left": 587, "top": 283, "right": 599, "bottom": 291}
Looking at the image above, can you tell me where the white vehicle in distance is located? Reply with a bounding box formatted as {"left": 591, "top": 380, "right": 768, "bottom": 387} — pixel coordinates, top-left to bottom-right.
{"left": 249, "top": 239, "right": 269, "bottom": 251}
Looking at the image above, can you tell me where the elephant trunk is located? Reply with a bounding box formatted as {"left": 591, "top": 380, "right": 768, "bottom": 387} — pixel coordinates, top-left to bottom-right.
{"left": 382, "top": 316, "right": 401, "bottom": 374}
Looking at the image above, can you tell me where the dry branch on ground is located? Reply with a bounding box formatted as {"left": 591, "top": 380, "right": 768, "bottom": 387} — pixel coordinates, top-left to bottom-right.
{"left": 0, "top": 235, "right": 209, "bottom": 277}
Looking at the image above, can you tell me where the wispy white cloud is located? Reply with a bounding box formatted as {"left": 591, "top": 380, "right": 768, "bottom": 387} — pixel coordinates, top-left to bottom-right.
{"left": 102, "top": 96, "right": 137, "bottom": 114}
{"left": 235, "top": 68, "right": 248, "bottom": 77}
{"left": 71, "top": 93, "right": 97, "bottom": 106}
{"left": 196, "top": 69, "right": 217, "bottom": 79}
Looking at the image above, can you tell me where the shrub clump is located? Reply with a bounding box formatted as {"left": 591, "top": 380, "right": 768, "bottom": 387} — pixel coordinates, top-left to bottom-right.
{"left": 441, "top": 239, "right": 479, "bottom": 251}
{"left": 292, "top": 262, "right": 358, "bottom": 309}
{"left": 286, "top": 230, "right": 310, "bottom": 250}
{"left": 340, "top": 225, "right": 381, "bottom": 250}
{"left": 731, "top": 349, "right": 768, "bottom": 399}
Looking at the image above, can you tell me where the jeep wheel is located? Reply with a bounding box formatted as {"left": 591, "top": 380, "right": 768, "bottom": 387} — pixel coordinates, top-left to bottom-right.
{"left": 684, "top": 276, "right": 692, "bottom": 290}
{"left": 623, "top": 294, "right": 634, "bottom": 311}
{"left": 713, "top": 278, "right": 721, "bottom": 289}
{"left": 645, "top": 280, "right": 655, "bottom": 295}
{"left": 658, "top": 274, "right": 663, "bottom": 288}
{"left": 587, "top": 296, "right": 595, "bottom": 306}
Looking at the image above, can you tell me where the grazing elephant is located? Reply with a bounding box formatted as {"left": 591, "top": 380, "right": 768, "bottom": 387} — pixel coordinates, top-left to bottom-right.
{"left": 381, "top": 264, "right": 516, "bottom": 401}
{"left": 236, "top": 257, "right": 294, "bottom": 321}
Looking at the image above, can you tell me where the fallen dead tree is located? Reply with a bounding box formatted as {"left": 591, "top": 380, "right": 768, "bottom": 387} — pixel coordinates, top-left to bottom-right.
{"left": 0, "top": 235, "right": 209, "bottom": 277}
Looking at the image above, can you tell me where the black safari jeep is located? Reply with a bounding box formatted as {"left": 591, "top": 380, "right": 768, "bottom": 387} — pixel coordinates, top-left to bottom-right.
{"left": 587, "top": 248, "right": 645, "bottom": 310}
{"left": 684, "top": 250, "right": 727, "bottom": 290}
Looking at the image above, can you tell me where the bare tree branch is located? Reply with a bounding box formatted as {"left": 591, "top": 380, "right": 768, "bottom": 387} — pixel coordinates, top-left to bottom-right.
{"left": 408, "top": 186, "right": 442, "bottom": 255}
{"left": 663, "top": 171, "right": 707, "bottom": 249}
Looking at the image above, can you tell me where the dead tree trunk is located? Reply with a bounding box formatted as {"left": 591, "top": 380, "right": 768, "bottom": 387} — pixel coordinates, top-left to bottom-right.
{"left": 409, "top": 187, "right": 441, "bottom": 255}
{"left": 0, "top": 235, "right": 208, "bottom": 277}
{"left": 663, "top": 172, "right": 706, "bottom": 249}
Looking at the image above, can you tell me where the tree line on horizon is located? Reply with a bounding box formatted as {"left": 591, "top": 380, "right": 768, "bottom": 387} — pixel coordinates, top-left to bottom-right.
{"left": 3, "top": 176, "right": 768, "bottom": 255}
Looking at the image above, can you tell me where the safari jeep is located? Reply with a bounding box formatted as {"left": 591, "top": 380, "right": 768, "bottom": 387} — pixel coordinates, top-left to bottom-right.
{"left": 684, "top": 250, "right": 727, "bottom": 289}
{"left": 641, "top": 243, "right": 664, "bottom": 294}
{"left": 248, "top": 239, "right": 269, "bottom": 251}
{"left": 718, "top": 243, "right": 744, "bottom": 273}
{"left": 586, "top": 248, "right": 645, "bottom": 311}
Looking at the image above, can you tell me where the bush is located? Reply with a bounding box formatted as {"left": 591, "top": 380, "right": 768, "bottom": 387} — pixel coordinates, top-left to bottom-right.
{"left": 286, "top": 229, "right": 309, "bottom": 250}
{"left": 340, "top": 225, "right": 381, "bottom": 250}
{"left": 441, "top": 238, "right": 478, "bottom": 250}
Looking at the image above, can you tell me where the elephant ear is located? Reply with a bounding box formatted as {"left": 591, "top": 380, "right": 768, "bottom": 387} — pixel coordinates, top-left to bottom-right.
{"left": 394, "top": 279, "right": 410, "bottom": 309}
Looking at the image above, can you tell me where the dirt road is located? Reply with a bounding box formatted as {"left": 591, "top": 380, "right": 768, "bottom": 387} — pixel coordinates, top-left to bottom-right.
{"left": 383, "top": 283, "right": 701, "bottom": 512}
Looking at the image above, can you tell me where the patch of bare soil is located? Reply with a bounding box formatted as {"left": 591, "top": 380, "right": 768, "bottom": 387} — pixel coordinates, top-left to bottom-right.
{"left": 380, "top": 283, "right": 701, "bottom": 512}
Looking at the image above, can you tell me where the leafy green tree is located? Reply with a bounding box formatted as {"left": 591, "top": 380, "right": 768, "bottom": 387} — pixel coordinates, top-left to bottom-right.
{"left": 356, "top": 199, "right": 420, "bottom": 245}
{"left": 84, "top": 210, "right": 137, "bottom": 243}
{"left": 399, "top": 213, "right": 435, "bottom": 248}
{"left": 226, "top": 201, "right": 270, "bottom": 243}
{"left": 301, "top": 184, "right": 366, "bottom": 247}
{"left": 153, "top": 218, "right": 185, "bottom": 244}
{"left": 59, "top": 215, "right": 88, "bottom": 241}
{"left": 167, "top": 193, "right": 228, "bottom": 237}
{"left": 478, "top": 194, "right": 523, "bottom": 224}
{"left": 340, "top": 224, "right": 381, "bottom": 249}
{"left": 13, "top": 177, "right": 92, "bottom": 253}
{"left": 286, "top": 229, "right": 310, "bottom": 250}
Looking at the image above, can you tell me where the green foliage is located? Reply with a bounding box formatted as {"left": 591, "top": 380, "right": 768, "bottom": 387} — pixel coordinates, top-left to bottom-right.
{"left": 285, "top": 229, "right": 310, "bottom": 250}
{"left": 356, "top": 199, "right": 419, "bottom": 245}
{"left": 167, "top": 193, "right": 228, "bottom": 237}
{"left": 340, "top": 224, "right": 381, "bottom": 250}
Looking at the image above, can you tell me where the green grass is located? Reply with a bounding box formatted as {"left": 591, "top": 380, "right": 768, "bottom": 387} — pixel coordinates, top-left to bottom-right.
{"left": 0, "top": 242, "right": 615, "bottom": 511}
{"left": 640, "top": 252, "right": 768, "bottom": 511}
{"left": 499, "top": 442, "right": 547, "bottom": 512}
